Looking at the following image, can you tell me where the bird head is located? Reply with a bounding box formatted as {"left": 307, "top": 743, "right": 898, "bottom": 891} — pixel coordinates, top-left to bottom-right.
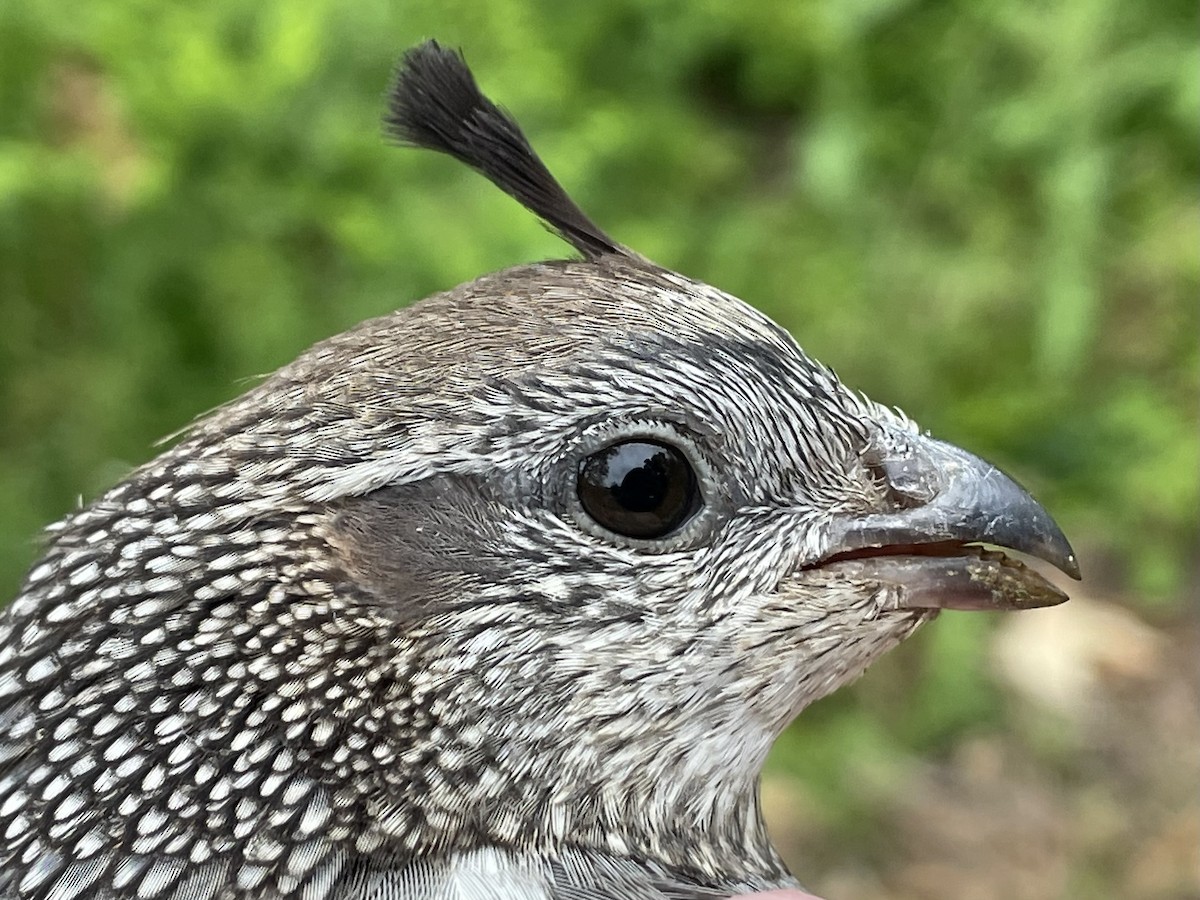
{"left": 0, "top": 40, "right": 1079, "bottom": 897}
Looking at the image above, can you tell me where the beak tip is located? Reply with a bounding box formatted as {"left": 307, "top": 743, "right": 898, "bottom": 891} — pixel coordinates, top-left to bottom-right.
{"left": 1042, "top": 524, "right": 1082, "bottom": 581}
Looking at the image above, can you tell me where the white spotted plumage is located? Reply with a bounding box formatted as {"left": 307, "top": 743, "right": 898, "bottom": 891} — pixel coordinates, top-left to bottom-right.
{"left": 0, "top": 258, "right": 926, "bottom": 899}
{"left": 0, "top": 41, "right": 1078, "bottom": 900}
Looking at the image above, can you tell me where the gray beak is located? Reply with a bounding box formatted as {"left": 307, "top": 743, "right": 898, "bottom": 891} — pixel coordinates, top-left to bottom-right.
{"left": 819, "top": 435, "right": 1080, "bottom": 612}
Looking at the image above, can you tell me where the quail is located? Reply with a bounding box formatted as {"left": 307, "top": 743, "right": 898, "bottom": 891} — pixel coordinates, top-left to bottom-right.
{"left": 0, "top": 41, "right": 1079, "bottom": 900}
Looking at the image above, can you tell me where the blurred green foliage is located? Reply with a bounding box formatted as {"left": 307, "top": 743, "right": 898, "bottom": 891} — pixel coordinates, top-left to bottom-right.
{"left": 0, "top": 0, "right": 1196, "bottom": 870}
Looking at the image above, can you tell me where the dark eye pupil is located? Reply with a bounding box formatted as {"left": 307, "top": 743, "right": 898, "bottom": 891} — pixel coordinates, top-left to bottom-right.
{"left": 577, "top": 439, "right": 699, "bottom": 539}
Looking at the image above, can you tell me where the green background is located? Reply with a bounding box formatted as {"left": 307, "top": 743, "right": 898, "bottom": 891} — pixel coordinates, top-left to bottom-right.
{"left": 1, "top": 2, "right": 1196, "bottom": 898}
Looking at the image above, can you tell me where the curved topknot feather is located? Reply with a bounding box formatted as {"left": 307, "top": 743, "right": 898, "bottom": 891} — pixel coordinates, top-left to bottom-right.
{"left": 385, "top": 40, "right": 622, "bottom": 260}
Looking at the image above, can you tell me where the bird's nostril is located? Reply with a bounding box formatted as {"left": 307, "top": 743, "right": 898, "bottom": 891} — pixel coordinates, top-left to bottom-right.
{"left": 862, "top": 451, "right": 934, "bottom": 511}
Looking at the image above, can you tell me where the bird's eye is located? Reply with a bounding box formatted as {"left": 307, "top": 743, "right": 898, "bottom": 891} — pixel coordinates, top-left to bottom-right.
{"left": 577, "top": 439, "right": 700, "bottom": 539}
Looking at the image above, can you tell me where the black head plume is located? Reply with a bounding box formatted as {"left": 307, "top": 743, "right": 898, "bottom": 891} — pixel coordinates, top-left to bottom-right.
{"left": 385, "top": 40, "right": 622, "bottom": 260}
